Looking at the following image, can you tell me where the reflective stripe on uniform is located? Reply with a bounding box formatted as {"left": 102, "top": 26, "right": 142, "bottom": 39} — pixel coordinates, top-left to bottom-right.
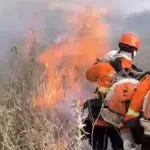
{"left": 98, "top": 86, "right": 110, "bottom": 93}
{"left": 127, "top": 108, "right": 140, "bottom": 117}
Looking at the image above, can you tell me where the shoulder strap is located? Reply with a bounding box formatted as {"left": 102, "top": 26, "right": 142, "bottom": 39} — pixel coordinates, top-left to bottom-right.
{"left": 94, "top": 57, "right": 123, "bottom": 73}
{"left": 132, "top": 64, "right": 143, "bottom": 72}
{"left": 109, "top": 58, "right": 122, "bottom": 73}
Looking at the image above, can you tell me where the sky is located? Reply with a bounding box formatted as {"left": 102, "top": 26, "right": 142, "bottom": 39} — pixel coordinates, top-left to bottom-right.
{"left": 125, "top": 0, "right": 150, "bottom": 14}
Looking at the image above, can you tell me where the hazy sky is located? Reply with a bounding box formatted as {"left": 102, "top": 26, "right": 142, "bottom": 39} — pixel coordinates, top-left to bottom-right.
{"left": 1, "top": 0, "right": 150, "bottom": 16}
{"left": 125, "top": 0, "right": 150, "bottom": 14}
{"left": 0, "top": 0, "right": 150, "bottom": 60}
{"left": 0, "top": 0, "right": 150, "bottom": 83}
{"left": 96, "top": 0, "right": 150, "bottom": 14}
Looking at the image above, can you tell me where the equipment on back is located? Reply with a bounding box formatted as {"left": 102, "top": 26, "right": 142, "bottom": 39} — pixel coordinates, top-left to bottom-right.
{"left": 100, "top": 78, "right": 139, "bottom": 128}
{"left": 109, "top": 57, "right": 143, "bottom": 79}
{"left": 140, "top": 118, "right": 150, "bottom": 135}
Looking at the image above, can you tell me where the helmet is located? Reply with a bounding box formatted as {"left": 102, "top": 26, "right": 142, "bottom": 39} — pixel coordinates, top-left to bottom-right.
{"left": 119, "top": 32, "right": 140, "bottom": 50}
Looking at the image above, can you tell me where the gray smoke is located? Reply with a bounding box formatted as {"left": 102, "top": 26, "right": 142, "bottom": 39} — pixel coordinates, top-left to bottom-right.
{"left": 0, "top": 0, "right": 150, "bottom": 84}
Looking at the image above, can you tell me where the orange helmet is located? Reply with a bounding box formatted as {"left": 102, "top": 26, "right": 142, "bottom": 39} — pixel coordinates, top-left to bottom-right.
{"left": 119, "top": 32, "right": 140, "bottom": 50}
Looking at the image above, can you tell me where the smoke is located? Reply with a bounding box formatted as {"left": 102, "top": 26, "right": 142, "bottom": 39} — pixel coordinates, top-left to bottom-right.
{"left": 1, "top": 0, "right": 150, "bottom": 98}
{"left": 0, "top": 0, "right": 147, "bottom": 59}
{"left": 0, "top": 0, "right": 149, "bottom": 121}
{"left": 0, "top": 0, "right": 108, "bottom": 86}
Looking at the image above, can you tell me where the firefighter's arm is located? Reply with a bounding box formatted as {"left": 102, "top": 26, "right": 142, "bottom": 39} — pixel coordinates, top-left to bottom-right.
{"left": 86, "top": 63, "right": 100, "bottom": 82}
{"left": 120, "top": 59, "right": 143, "bottom": 78}
{"left": 125, "top": 75, "right": 150, "bottom": 121}
{"left": 127, "top": 69, "right": 144, "bottom": 79}
{"left": 128, "top": 64, "right": 144, "bottom": 79}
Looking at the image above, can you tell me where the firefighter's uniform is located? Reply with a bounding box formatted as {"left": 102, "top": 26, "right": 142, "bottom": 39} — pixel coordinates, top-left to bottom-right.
{"left": 84, "top": 32, "right": 141, "bottom": 150}
{"left": 124, "top": 74, "right": 150, "bottom": 150}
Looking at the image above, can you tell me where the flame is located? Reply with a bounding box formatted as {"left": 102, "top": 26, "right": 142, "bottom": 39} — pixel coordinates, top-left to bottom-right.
{"left": 34, "top": 7, "right": 110, "bottom": 109}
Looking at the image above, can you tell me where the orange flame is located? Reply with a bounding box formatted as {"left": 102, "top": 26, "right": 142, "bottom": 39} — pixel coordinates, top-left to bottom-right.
{"left": 34, "top": 7, "right": 110, "bottom": 109}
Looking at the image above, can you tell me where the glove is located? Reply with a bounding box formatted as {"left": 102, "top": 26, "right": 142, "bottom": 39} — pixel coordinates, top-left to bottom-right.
{"left": 83, "top": 99, "right": 102, "bottom": 110}
{"left": 123, "top": 140, "right": 137, "bottom": 150}
{"left": 140, "top": 118, "right": 150, "bottom": 135}
{"left": 120, "top": 68, "right": 131, "bottom": 77}
{"left": 121, "top": 130, "right": 137, "bottom": 150}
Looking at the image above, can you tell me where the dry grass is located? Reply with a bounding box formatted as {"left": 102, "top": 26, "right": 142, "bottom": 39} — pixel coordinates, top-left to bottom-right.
{"left": 0, "top": 57, "right": 90, "bottom": 150}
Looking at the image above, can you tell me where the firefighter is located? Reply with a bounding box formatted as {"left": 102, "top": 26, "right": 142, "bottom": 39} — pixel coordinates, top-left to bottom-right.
{"left": 124, "top": 73, "right": 150, "bottom": 150}
{"left": 100, "top": 78, "right": 142, "bottom": 150}
{"left": 83, "top": 32, "right": 142, "bottom": 150}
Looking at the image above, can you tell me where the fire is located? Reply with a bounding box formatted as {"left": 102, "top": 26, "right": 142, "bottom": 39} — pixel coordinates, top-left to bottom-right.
{"left": 34, "top": 7, "right": 110, "bottom": 109}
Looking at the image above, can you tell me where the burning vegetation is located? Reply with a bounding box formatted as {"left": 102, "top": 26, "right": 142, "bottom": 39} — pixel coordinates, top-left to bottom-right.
{"left": 0, "top": 4, "right": 110, "bottom": 150}
{"left": 35, "top": 7, "right": 109, "bottom": 108}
